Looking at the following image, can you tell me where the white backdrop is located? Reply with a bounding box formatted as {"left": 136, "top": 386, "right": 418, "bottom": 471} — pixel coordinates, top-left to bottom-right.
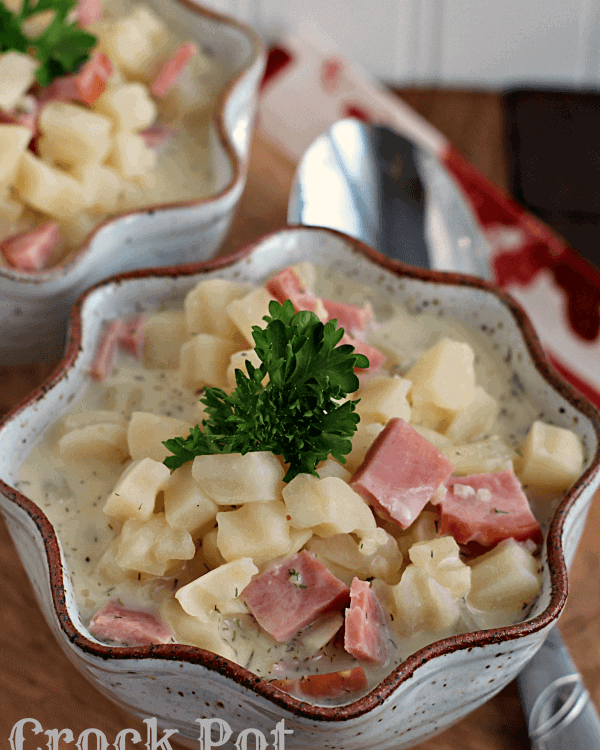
{"left": 196, "top": 0, "right": 600, "bottom": 88}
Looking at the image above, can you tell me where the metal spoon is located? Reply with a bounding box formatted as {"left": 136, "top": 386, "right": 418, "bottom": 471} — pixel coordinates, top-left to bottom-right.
{"left": 289, "top": 116, "right": 600, "bottom": 750}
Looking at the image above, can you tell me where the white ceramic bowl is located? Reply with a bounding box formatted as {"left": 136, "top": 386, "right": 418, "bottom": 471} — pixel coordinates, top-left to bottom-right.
{"left": 0, "top": 0, "right": 265, "bottom": 365}
{"left": 1, "top": 227, "right": 600, "bottom": 749}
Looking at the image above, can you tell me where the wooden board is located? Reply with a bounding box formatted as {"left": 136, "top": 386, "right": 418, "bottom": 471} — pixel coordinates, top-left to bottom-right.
{"left": 1, "top": 89, "right": 598, "bottom": 750}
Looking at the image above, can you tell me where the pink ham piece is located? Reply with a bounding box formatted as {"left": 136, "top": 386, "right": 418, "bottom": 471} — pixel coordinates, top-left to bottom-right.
{"left": 139, "top": 124, "right": 174, "bottom": 152}
{"left": 76, "top": 0, "right": 102, "bottom": 25}
{"left": 439, "top": 469, "right": 543, "bottom": 547}
{"left": 266, "top": 266, "right": 325, "bottom": 319}
{"left": 321, "top": 298, "right": 372, "bottom": 334}
{"left": 151, "top": 42, "right": 197, "bottom": 98}
{"left": 89, "top": 600, "right": 173, "bottom": 646}
{"left": 344, "top": 578, "right": 389, "bottom": 664}
{"left": 118, "top": 314, "right": 146, "bottom": 360}
{"left": 241, "top": 550, "right": 350, "bottom": 642}
{"left": 272, "top": 667, "right": 367, "bottom": 700}
{"left": 37, "top": 51, "right": 112, "bottom": 106}
{"left": 0, "top": 108, "right": 37, "bottom": 132}
{"left": 340, "top": 332, "right": 385, "bottom": 373}
{"left": 351, "top": 417, "right": 455, "bottom": 529}
{"left": 90, "top": 320, "right": 122, "bottom": 381}
{"left": 1, "top": 223, "right": 61, "bottom": 272}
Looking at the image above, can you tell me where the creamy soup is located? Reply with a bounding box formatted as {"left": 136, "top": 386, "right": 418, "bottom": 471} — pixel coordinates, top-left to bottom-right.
{"left": 17, "top": 264, "right": 585, "bottom": 705}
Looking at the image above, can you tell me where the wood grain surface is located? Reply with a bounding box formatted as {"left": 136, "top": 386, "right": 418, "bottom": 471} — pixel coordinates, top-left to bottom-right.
{"left": 1, "top": 88, "right": 598, "bottom": 750}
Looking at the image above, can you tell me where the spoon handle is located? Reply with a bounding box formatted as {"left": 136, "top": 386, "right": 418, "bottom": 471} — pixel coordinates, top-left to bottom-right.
{"left": 517, "top": 626, "right": 600, "bottom": 749}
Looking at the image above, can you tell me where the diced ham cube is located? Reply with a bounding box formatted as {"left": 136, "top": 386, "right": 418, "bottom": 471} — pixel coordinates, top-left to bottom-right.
{"left": 118, "top": 314, "right": 146, "bottom": 360}
{"left": 321, "top": 298, "right": 372, "bottom": 333}
{"left": 89, "top": 599, "right": 173, "bottom": 646}
{"left": 76, "top": 0, "right": 102, "bottom": 25}
{"left": 439, "top": 469, "right": 543, "bottom": 547}
{"left": 38, "top": 51, "right": 112, "bottom": 106}
{"left": 151, "top": 43, "right": 197, "bottom": 98}
{"left": 90, "top": 320, "right": 122, "bottom": 381}
{"left": 340, "top": 332, "right": 385, "bottom": 373}
{"left": 272, "top": 667, "right": 367, "bottom": 700}
{"left": 1, "top": 222, "right": 61, "bottom": 272}
{"left": 351, "top": 418, "right": 455, "bottom": 529}
{"left": 266, "top": 267, "right": 307, "bottom": 301}
{"left": 344, "top": 578, "right": 389, "bottom": 664}
{"left": 266, "top": 267, "right": 325, "bottom": 319}
{"left": 139, "top": 124, "right": 174, "bottom": 152}
{"left": 0, "top": 108, "right": 37, "bottom": 132}
{"left": 241, "top": 550, "right": 350, "bottom": 642}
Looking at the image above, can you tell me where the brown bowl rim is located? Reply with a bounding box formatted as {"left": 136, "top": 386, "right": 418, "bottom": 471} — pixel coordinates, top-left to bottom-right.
{"left": 0, "top": 0, "right": 265, "bottom": 285}
{"left": 2, "top": 225, "right": 600, "bottom": 722}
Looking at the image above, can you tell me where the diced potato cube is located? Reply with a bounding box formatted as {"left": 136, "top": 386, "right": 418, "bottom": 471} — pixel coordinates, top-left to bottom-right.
{"left": 128, "top": 411, "right": 191, "bottom": 462}
{"left": 141, "top": 311, "right": 188, "bottom": 369}
{"left": 185, "top": 279, "right": 251, "bottom": 341}
{"left": 307, "top": 531, "right": 403, "bottom": 585}
{"left": 468, "top": 538, "right": 541, "bottom": 611}
{"left": 444, "top": 386, "right": 499, "bottom": 444}
{"left": 58, "top": 422, "right": 128, "bottom": 462}
{"left": 297, "top": 613, "right": 344, "bottom": 656}
{"left": 201, "top": 526, "right": 226, "bottom": 569}
{"left": 191, "top": 451, "right": 284, "bottom": 505}
{"left": 411, "top": 424, "right": 454, "bottom": 452}
{"left": 286, "top": 527, "right": 313, "bottom": 556}
{"left": 217, "top": 501, "right": 291, "bottom": 565}
{"left": 129, "top": 5, "right": 169, "bottom": 43}
{"left": 103, "top": 458, "right": 171, "bottom": 521}
{"left": 180, "top": 333, "right": 240, "bottom": 390}
{"left": 38, "top": 102, "right": 112, "bottom": 168}
{"left": 315, "top": 458, "right": 351, "bottom": 482}
{"left": 407, "top": 338, "right": 476, "bottom": 414}
{"left": 163, "top": 462, "right": 217, "bottom": 534}
{"left": 0, "top": 196, "right": 24, "bottom": 222}
{"left": 161, "top": 599, "right": 234, "bottom": 659}
{"left": 0, "top": 125, "right": 32, "bottom": 189}
{"left": 96, "top": 540, "right": 137, "bottom": 584}
{"left": 444, "top": 435, "right": 517, "bottom": 476}
{"left": 392, "top": 508, "right": 440, "bottom": 557}
{"left": 62, "top": 410, "right": 125, "bottom": 432}
{"left": 518, "top": 421, "right": 584, "bottom": 494}
{"left": 226, "top": 287, "right": 276, "bottom": 345}
{"left": 94, "top": 83, "right": 157, "bottom": 132}
{"left": 105, "top": 132, "right": 156, "bottom": 179}
{"left": 283, "top": 474, "right": 376, "bottom": 538}
{"left": 60, "top": 212, "right": 96, "bottom": 248}
{"left": 290, "top": 261, "right": 317, "bottom": 291}
{"left": 116, "top": 514, "right": 194, "bottom": 576}
{"left": 355, "top": 375, "right": 411, "bottom": 424}
{"left": 0, "top": 52, "right": 38, "bottom": 111}
{"left": 69, "top": 163, "right": 122, "bottom": 214}
{"left": 14, "top": 152, "right": 87, "bottom": 218}
{"left": 408, "top": 536, "right": 471, "bottom": 599}
{"left": 175, "top": 558, "right": 258, "bottom": 621}
{"left": 99, "top": 17, "right": 163, "bottom": 79}
{"left": 344, "top": 420, "right": 384, "bottom": 473}
{"left": 226, "top": 348, "right": 263, "bottom": 390}
{"left": 392, "top": 563, "right": 460, "bottom": 634}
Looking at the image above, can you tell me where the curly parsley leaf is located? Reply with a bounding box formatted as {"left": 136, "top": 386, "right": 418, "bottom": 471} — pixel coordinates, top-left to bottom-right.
{"left": 163, "top": 299, "right": 370, "bottom": 482}
{"left": 0, "top": 0, "right": 97, "bottom": 86}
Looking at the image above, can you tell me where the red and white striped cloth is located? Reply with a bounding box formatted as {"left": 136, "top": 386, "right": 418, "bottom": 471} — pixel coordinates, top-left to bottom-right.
{"left": 257, "top": 27, "right": 600, "bottom": 409}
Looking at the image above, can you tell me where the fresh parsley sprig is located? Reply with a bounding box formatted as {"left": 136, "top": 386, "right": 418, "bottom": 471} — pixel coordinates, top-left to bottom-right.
{"left": 162, "top": 299, "right": 369, "bottom": 482}
{"left": 0, "top": 0, "right": 97, "bottom": 87}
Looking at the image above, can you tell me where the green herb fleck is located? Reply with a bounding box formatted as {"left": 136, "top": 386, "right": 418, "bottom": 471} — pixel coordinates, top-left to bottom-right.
{"left": 162, "top": 300, "right": 369, "bottom": 482}
{"left": 0, "top": 0, "right": 97, "bottom": 86}
{"left": 494, "top": 508, "right": 509, "bottom": 514}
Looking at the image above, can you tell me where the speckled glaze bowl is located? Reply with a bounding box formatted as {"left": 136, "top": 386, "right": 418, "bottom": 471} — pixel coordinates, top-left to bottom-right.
{"left": 1, "top": 227, "right": 600, "bottom": 749}
{"left": 0, "top": 0, "right": 265, "bottom": 365}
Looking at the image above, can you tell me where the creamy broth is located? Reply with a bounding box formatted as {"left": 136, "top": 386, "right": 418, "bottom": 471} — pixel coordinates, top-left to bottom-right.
{"left": 19, "top": 266, "right": 567, "bottom": 704}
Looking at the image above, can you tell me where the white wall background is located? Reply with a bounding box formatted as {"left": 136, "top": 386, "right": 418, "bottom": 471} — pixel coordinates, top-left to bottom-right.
{"left": 197, "top": 0, "right": 600, "bottom": 88}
